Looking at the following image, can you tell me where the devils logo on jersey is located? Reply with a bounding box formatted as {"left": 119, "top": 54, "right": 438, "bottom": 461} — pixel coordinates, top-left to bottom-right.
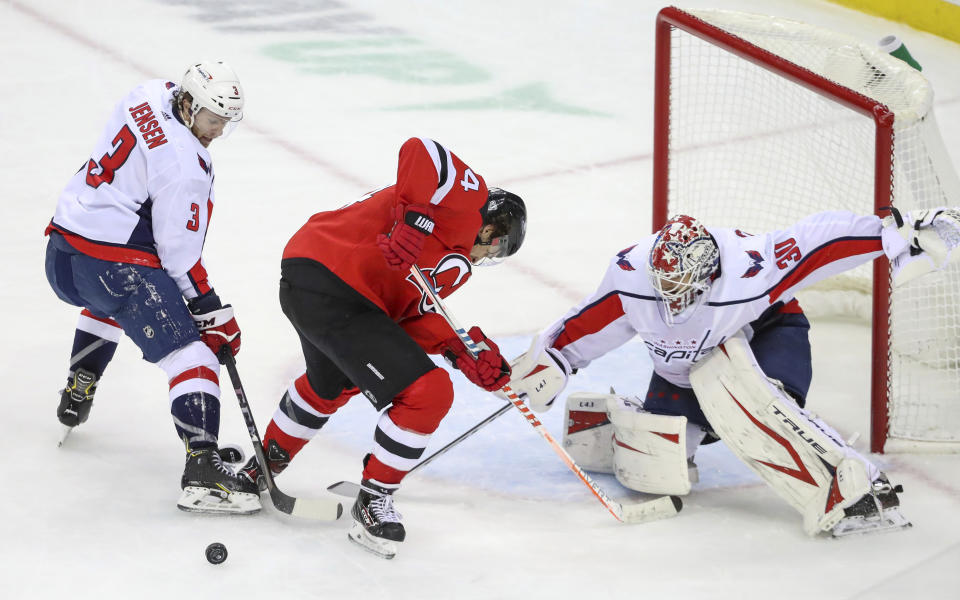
{"left": 408, "top": 253, "right": 472, "bottom": 315}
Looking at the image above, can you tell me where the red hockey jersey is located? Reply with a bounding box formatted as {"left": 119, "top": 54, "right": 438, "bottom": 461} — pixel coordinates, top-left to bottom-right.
{"left": 283, "top": 137, "right": 487, "bottom": 354}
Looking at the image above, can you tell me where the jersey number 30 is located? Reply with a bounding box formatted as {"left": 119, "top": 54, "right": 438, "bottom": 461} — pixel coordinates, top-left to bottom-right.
{"left": 85, "top": 125, "right": 136, "bottom": 189}
{"left": 774, "top": 238, "right": 802, "bottom": 269}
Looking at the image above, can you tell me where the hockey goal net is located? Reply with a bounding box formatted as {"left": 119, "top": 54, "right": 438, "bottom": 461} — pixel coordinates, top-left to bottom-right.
{"left": 652, "top": 7, "right": 960, "bottom": 453}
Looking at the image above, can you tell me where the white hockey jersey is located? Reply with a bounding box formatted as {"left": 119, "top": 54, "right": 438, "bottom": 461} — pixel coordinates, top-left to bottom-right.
{"left": 46, "top": 79, "right": 216, "bottom": 300}
{"left": 543, "top": 211, "right": 898, "bottom": 388}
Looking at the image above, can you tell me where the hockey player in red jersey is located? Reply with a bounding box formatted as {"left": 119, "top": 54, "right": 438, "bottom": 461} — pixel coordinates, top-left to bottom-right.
{"left": 44, "top": 61, "right": 259, "bottom": 514}
{"left": 239, "top": 137, "right": 526, "bottom": 559}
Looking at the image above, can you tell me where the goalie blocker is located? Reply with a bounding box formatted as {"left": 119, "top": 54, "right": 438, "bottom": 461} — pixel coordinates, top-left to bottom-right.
{"left": 689, "top": 330, "right": 910, "bottom": 536}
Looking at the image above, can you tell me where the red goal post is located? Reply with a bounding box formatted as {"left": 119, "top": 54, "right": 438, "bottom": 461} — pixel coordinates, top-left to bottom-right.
{"left": 651, "top": 7, "right": 960, "bottom": 453}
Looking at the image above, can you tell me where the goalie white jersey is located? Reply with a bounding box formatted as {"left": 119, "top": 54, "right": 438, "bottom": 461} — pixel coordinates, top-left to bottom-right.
{"left": 543, "top": 211, "right": 894, "bottom": 388}
{"left": 47, "top": 79, "right": 216, "bottom": 300}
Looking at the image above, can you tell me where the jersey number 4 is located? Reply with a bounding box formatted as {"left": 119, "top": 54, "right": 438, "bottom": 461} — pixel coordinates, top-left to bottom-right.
{"left": 85, "top": 125, "right": 136, "bottom": 189}
{"left": 460, "top": 169, "right": 479, "bottom": 192}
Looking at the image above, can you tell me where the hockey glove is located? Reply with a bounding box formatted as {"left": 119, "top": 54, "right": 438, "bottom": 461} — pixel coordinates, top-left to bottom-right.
{"left": 508, "top": 344, "right": 572, "bottom": 412}
{"left": 377, "top": 204, "right": 435, "bottom": 270}
{"left": 443, "top": 326, "right": 511, "bottom": 392}
{"left": 188, "top": 290, "right": 241, "bottom": 363}
{"left": 882, "top": 206, "right": 960, "bottom": 286}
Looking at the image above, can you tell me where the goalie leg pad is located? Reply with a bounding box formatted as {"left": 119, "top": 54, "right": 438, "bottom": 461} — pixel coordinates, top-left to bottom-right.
{"left": 562, "top": 393, "right": 615, "bottom": 474}
{"left": 690, "top": 331, "right": 879, "bottom": 535}
{"left": 608, "top": 397, "right": 697, "bottom": 495}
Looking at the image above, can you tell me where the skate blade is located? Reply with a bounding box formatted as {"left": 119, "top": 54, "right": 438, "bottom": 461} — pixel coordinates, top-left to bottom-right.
{"left": 177, "top": 486, "right": 262, "bottom": 515}
{"left": 57, "top": 425, "right": 74, "bottom": 448}
{"left": 831, "top": 507, "right": 912, "bottom": 538}
{"left": 347, "top": 521, "right": 398, "bottom": 559}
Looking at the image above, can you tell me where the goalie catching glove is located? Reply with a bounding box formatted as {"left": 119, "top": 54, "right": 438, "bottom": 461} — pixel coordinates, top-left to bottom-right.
{"left": 442, "top": 326, "right": 511, "bottom": 391}
{"left": 882, "top": 206, "right": 960, "bottom": 286}
{"left": 377, "top": 204, "right": 435, "bottom": 270}
{"left": 188, "top": 290, "right": 241, "bottom": 363}
{"left": 507, "top": 339, "right": 572, "bottom": 412}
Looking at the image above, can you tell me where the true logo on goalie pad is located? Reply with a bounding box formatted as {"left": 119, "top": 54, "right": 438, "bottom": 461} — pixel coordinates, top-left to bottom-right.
{"left": 727, "top": 393, "right": 818, "bottom": 487}
{"left": 770, "top": 405, "right": 843, "bottom": 456}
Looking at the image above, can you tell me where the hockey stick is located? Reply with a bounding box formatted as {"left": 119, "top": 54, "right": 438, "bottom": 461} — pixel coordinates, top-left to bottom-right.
{"left": 220, "top": 350, "right": 343, "bottom": 521}
{"left": 327, "top": 401, "right": 513, "bottom": 497}
{"left": 408, "top": 265, "right": 682, "bottom": 524}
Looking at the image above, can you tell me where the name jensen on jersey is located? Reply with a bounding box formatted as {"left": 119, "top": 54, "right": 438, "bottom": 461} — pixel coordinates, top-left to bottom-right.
{"left": 128, "top": 101, "right": 168, "bottom": 149}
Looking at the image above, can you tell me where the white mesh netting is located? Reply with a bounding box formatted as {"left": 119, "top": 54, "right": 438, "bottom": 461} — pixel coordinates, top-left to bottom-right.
{"left": 662, "top": 9, "right": 960, "bottom": 449}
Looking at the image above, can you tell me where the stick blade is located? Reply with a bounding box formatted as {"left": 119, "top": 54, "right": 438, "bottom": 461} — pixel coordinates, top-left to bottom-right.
{"left": 327, "top": 481, "right": 362, "bottom": 498}
{"left": 618, "top": 495, "right": 682, "bottom": 524}
{"left": 269, "top": 487, "right": 343, "bottom": 521}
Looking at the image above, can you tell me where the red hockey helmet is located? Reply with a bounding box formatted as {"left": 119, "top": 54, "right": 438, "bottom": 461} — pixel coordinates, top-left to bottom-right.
{"left": 648, "top": 215, "right": 719, "bottom": 322}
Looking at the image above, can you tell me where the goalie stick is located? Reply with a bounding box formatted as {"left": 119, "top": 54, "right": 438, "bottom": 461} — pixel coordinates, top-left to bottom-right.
{"left": 220, "top": 350, "right": 343, "bottom": 521}
{"left": 408, "top": 265, "right": 682, "bottom": 524}
{"left": 328, "top": 401, "right": 513, "bottom": 497}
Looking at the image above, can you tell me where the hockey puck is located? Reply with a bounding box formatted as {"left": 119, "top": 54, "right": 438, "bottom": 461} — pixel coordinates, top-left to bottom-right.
{"left": 205, "top": 542, "right": 228, "bottom": 565}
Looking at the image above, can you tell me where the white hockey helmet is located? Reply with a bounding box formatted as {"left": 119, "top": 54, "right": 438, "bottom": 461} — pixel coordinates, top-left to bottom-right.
{"left": 178, "top": 60, "right": 244, "bottom": 127}
{"left": 647, "top": 215, "right": 719, "bottom": 322}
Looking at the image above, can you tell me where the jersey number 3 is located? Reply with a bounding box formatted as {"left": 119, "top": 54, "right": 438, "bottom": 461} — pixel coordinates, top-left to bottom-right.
{"left": 85, "top": 125, "right": 136, "bottom": 189}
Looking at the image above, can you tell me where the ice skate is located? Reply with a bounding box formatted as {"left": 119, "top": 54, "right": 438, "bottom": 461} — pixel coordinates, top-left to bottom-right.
{"left": 832, "top": 475, "right": 911, "bottom": 537}
{"left": 57, "top": 368, "right": 97, "bottom": 426}
{"left": 238, "top": 439, "right": 291, "bottom": 492}
{"left": 347, "top": 480, "right": 405, "bottom": 559}
{"left": 178, "top": 447, "right": 261, "bottom": 515}
{"left": 57, "top": 368, "right": 98, "bottom": 447}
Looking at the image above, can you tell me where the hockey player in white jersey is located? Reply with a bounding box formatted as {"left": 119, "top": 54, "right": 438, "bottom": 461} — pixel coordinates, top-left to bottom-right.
{"left": 43, "top": 61, "right": 259, "bottom": 514}
{"left": 509, "top": 208, "right": 960, "bottom": 536}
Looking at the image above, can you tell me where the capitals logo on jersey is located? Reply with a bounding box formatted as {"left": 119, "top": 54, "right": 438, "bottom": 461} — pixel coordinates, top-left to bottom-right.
{"left": 616, "top": 245, "right": 637, "bottom": 271}
{"left": 741, "top": 250, "right": 765, "bottom": 278}
{"left": 408, "top": 253, "right": 472, "bottom": 315}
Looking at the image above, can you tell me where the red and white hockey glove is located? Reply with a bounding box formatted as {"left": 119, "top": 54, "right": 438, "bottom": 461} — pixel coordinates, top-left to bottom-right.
{"left": 188, "top": 291, "right": 241, "bottom": 363}
{"left": 376, "top": 204, "right": 435, "bottom": 270}
{"left": 443, "top": 326, "right": 511, "bottom": 392}
{"left": 508, "top": 344, "right": 572, "bottom": 413}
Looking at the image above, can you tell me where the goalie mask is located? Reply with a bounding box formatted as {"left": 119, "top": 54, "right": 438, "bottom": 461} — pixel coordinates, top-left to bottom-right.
{"left": 648, "top": 215, "right": 719, "bottom": 323}
{"left": 178, "top": 60, "right": 244, "bottom": 129}
{"left": 472, "top": 188, "right": 527, "bottom": 266}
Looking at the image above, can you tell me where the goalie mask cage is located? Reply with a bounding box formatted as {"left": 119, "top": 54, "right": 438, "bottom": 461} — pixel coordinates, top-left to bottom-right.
{"left": 652, "top": 7, "right": 960, "bottom": 453}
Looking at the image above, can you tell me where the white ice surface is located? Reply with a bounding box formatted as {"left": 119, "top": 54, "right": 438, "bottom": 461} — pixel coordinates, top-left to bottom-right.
{"left": 2, "top": 1, "right": 959, "bottom": 598}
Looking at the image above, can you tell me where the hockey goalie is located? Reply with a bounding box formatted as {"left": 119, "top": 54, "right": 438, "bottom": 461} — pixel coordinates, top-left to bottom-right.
{"left": 508, "top": 207, "right": 960, "bottom": 536}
